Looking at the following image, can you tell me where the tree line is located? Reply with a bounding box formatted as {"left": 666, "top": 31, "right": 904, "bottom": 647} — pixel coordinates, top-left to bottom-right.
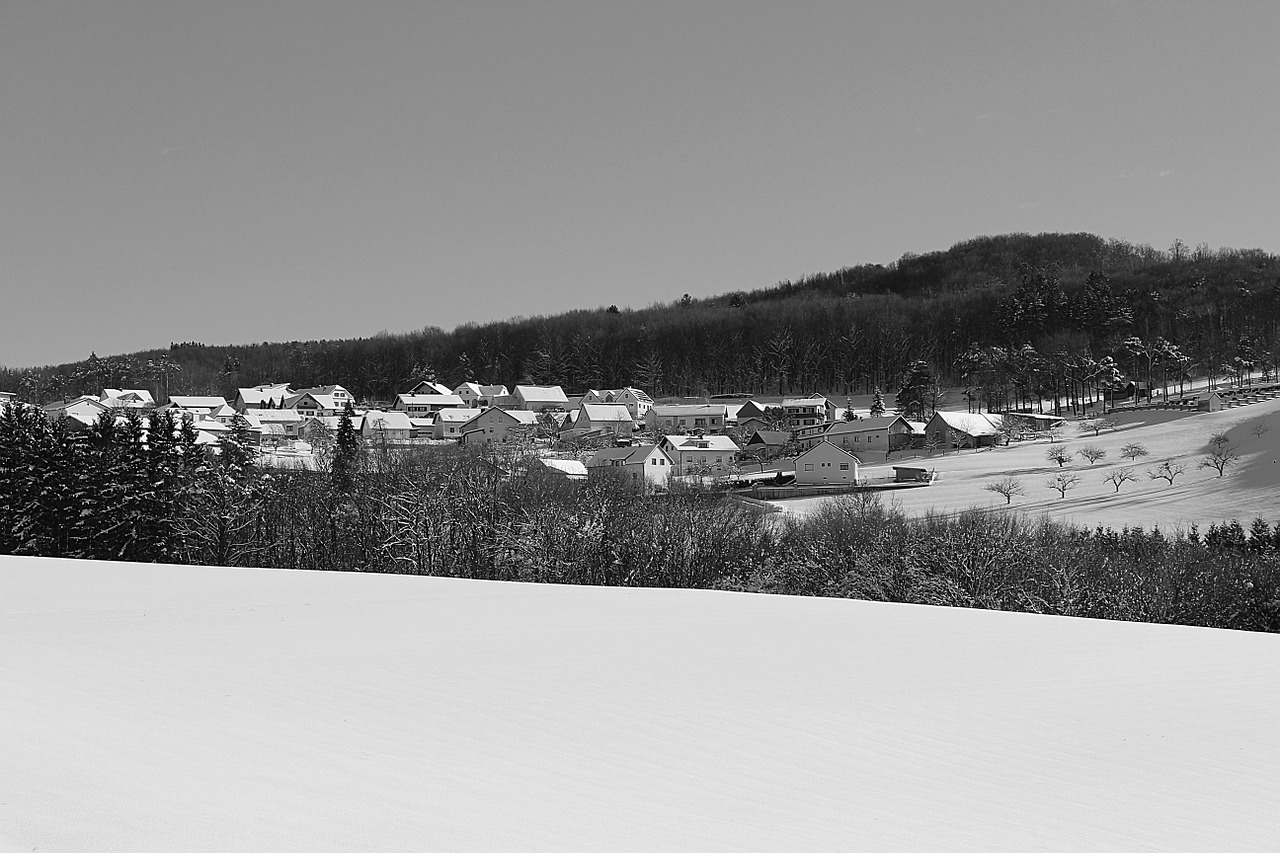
{"left": 3, "top": 232, "right": 1278, "bottom": 411}
{"left": 3, "top": 404, "right": 1279, "bottom": 633}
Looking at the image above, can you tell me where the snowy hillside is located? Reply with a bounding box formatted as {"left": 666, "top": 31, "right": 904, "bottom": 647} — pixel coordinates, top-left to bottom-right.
{"left": 3, "top": 556, "right": 1278, "bottom": 851}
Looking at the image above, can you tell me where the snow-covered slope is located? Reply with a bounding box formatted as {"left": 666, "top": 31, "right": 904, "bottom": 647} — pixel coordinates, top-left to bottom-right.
{"left": 3, "top": 556, "right": 1278, "bottom": 851}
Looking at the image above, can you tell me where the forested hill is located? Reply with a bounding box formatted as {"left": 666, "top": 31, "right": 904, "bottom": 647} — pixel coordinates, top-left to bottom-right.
{"left": 5, "top": 232, "right": 1278, "bottom": 405}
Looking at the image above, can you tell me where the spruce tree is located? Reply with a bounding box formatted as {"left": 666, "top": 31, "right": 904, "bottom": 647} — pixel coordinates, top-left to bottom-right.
{"left": 332, "top": 402, "right": 359, "bottom": 492}
{"left": 870, "top": 387, "right": 886, "bottom": 418}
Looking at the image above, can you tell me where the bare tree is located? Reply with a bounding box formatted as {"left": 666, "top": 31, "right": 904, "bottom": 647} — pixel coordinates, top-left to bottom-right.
{"left": 1251, "top": 418, "right": 1270, "bottom": 441}
{"left": 1102, "top": 467, "right": 1137, "bottom": 493}
{"left": 1198, "top": 445, "right": 1240, "bottom": 477}
{"left": 1147, "top": 460, "right": 1187, "bottom": 486}
{"left": 1046, "top": 445, "right": 1073, "bottom": 467}
{"left": 1120, "top": 441, "right": 1149, "bottom": 461}
{"left": 984, "top": 477, "right": 1025, "bottom": 505}
{"left": 1045, "top": 472, "right": 1081, "bottom": 498}
{"left": 1077, "top": 445, "right": 1107, "bottom": 465}
{"left": 1208, "top": 431, "right": 1232, "bottom": 451}
{"left": 1077, "top": 417, "right": 1117, "bottom": 437}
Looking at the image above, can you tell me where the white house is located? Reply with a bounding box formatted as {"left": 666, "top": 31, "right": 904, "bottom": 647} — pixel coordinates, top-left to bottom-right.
{"left": 583, "top": 387, "right": 654, "bottom": 420}
{"left": 405, "top": 380, "right": 454, "bottom": 396}
{"left": 433, "top": 407, "right": 479, "bottom": 440}
{"left": 235, "top": 384, "right": 291, "bottom": 412}
{"left": 658, "top": 434, "right": 740, "bottom": 476}
{"left": 794, "top": 441, "right": 861, "bottom": 486}
{"left": 459, "top": 407, "right": 539, "bottom": 445}
{"left": 574, "top": 403, "right": 636, "bottom": 438}
{"left": 513, "top": 385, "right": 569, "bottom": 412}
{"left": 781, "top": 395, "right": 836, "bottom": 432}
{"left": 42, "top": 396, "right": 108, "bottom": 427}
{"left": 166, "top": 395, "right": 230, "bottom": 416}
{"left": 363, "top": 410, "right": 413, "bottom": 443}
{"left": 646, "top": 404, "right": 728, "bottom": 435}
{"left": 587, "top": 444, "right": 673, "bottom": 490}
{"left": 925, "top": 411, "right": 1003, "bottom": 449}
{"left": 813, "top": 415, "right": 915, "bottom": 453}
{"left": 453, "top": 383, "right": 510, "bottom": 408}
{"left": 284, "top": 385, "right": 354, "bottom": 418}
{"left": 393, "top": 393, "right": 465, "bottom": 416}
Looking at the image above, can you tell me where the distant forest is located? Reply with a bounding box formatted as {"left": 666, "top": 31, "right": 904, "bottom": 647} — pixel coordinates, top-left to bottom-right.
{"left": 5, "top": 232, "right": 1278, "bottom": 408}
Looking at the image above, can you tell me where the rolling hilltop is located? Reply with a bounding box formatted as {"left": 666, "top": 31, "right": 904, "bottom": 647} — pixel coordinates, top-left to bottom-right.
{"left": 4, "top": 232, "right": 1278, "bottom": 406}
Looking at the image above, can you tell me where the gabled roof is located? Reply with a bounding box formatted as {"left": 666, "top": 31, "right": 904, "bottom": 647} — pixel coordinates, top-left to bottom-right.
{"left": 507, "top": 410, "right": 540, "bottom": 425}
{"left": 579, "top": 403, "right": 635, "bottom": 423}
{"left": 930, "top": 411, "right": 1002, "bottom": 437}
{"left": 514, "top": 384, "right": 568, "bottom": 404}
{"left": 587, "top": 444, "right": 667, "bottom": 467}
{"left": 237, "top": 384, "right": 291, "bottom": 406}
{"left": 746, "top": 430, "right": 790, "bottom": 447}
{"left": 168, "top": 395, "right": 228, "bottom": 410}
{"left": 538, "top": 458, "right": 588, "bottom": 479}
{"left": 395, "top": 393, "right": 465, "bottom": 408}
{"left": 254, "top": 409, "right": 303, "bottom": 423}
{"left": 660, "top": 434, "right": 740, "bottom": 453}
{"left": 365, "top": 411, "right": 413, "bottom": 431}
{"left": 823, "top": 415, "right": 909, "bottom": 434}
{"left": 781, "top": 397, "right": 826, "bottom": 409}
{"left": 435, "top": 408, "right": 480, "bottom": 424}
{"left": 651, "top": 404, "right": 728, "bottom": 417}
{"left": 101, "top": 388, "right": 155, "bottom": 405}
{"left": 795, "top": 440, "right": 862, "bottom": 464}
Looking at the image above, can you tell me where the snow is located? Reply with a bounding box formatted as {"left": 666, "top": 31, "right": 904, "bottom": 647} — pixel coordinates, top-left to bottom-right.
{"left": 783, "top": 395, "right": 1280, "bottom": 530}
{"left": 4, "top": 556, "right": 1280, "bottom": 851}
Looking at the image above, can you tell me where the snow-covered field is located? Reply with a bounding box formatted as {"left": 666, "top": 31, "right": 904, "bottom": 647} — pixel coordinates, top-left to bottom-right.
{"left": 783, "top": 396, "right": 1280, "bottom": 530}
{"left": 4, "top": 556, "right": 1280, "bottom": 851}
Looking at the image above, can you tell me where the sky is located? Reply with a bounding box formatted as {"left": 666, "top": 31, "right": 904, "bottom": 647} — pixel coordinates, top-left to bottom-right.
{"left": 2, "top": 0, "right": 1278, "bottom": 368}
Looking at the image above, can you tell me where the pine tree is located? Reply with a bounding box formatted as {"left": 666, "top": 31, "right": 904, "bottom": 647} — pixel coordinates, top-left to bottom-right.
{"left": 870, "top": 387, "right": 886, "bottom": 418}
{"left": 218, "top": 414, "right": 258, "bottom": 475}
{"left": 331, "top": 401, "right": 359, "bottom": 492}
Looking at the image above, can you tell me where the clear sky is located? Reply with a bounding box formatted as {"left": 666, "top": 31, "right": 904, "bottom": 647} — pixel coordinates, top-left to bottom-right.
{"left": 2, "top": 0, "right": 1277, "bottom": 368}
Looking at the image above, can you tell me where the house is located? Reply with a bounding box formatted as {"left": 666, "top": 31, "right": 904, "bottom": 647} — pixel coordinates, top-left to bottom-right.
{"left": 586, "top": 444, "right": 673, "bottom": 490}
{"left": 459, "top": 407, "right": 539, "bottom": 445}
{"left": 743, "top": 430, "right": 791, "bottom": 459}
{"left": 255, "top": 409, "right": 305, "bottom": 438}
{"left": 819, "top": 415, "right": 915, "bottom": 454}
{"left": 166, "top": 395, "right": 230, "bottom": 416}
{"left": 392, "top": 393, "right": 465, "bottom": 416}
{"left": 781, "top": 396, "right": 836, "bottom": 432}
{"left": 924, "top": 411, "right": 1003, "bottom": 449}
{"left": 42, "top": 396, "right": 109, "bottom": 425}
{"left": 735, "top": 415, "right": 776, "bottom": 439}
{"left": 363, "top": 410, "right": 413, "bottom": 443}
{"left": 658, "top": 434, "right": 740, "bottom": 476}
{"left": 453, "top": 382, "right": 510, "bottom": 409}
{"left": 734, "top": 400, "right": 771, "bottom": 422}
{"left": 513, "top": 385, "right": 569, "bottom": 412}
{"left": 583, "top": 387, "right": 655, "bottom": 420}
{"left": 100, "top": 388, "right": 155, "bottom": 409}
{"left": 235, "top": 383, "right": 291, "bottom": 412}
{"left": 404, "top": 380, "right": 454, "bottom": 396}
{"left": 794, "top": 441, "right": 861, "bottom": 486}
{"left": 433, "top": 407, "right": 479, "bottom": 440}
{"left": 573, "top": 403, "right": 636, "bottom": 438}
{"left": 285, "top": 385, "right": 354, "bottom": 418}
{"left": 646, "top": 404, "right": 728, "bottom": 435}
{"left": 535, "top": 457, "right": 588, "bottom": 481}
{"left": 0, "top": 391, "right": 15, "bottom": 412}
{"left": 1001, "top": 411, "right": 1066, "bottom": 438}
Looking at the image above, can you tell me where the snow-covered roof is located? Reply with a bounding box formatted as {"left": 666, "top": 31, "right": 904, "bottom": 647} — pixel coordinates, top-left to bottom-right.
{"left": 651, "top": 404, "right": 728, "bottom": 417}
{"left": 168, "top": 395, "right": 230, "bottom": 410}
{"left": 587, "top": 445, "right": 666, "bottom": 467}
{"left": 661, "top": 434, "right": 740, "bottom": 453}
{"left": 435, "top": 408, "right": 479, "bottom": 424}
{"left": 931, "top": 411, "right": 1002, "bottom": 437}
{"left": 365, "top": 411, "right": 413, "bottom": 431}
{"left": 515, "top": 385, "right": 569, "bottom": 404}
{"left": 395, "top": 394, "right": 465, "bottom": 408}
{"left": 579, "top": 403, "right": 634, "bottom": 423}
{"left": 539, "top": 458, "right": 588, "bottom": 479}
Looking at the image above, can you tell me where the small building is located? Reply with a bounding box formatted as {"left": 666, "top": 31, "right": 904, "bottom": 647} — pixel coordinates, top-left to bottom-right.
{"left": 1002, "top": 411, "right": 1065, "bottom": 437}
{"left": 820, "top": 415, "right": 915, "bottom": 454}
{"left": 924, "top": 411, "right": 1003, "bottom": 449}
{"left": 794, "top": 441, "right": 861, "bottom": 485}
{"left": 743, "top": 429, "right": 791, "bottom": 459}
{"left": 234, "top": 384, "right": 292, "bottom": 412}
{"left": 586, "top": 444, "right": 673, "bottom": 490}
{"left": 460, "top": 407, "right": 539, "bottom": 445}
{"left": 536, "top": 457, "right": 588, "bottom": 481}
{"left": 646, "top": 404, "right": 728, "bottom": 435}
{"left": 1197, "top": 391, "right": 1224, "bottom": 413}
{"left": 513, "top": 385, "right": 569, "bottom": 413}
{"left": 453, "top": 383, "right": 510, "bottom": 409}
{"left": 363, "top": 410, "right": 413, "bottom": 443}
{"left": 574, "top": 403, "right": 636, "bottom": 438}
{"left": 433, "top": 407, "right": 479, "bottom": 440}
{"left": 658, "top": 433, "right": 740, "bottom": 476}
{"left": 392, "top": 393, "right": 465, "bottom": 416}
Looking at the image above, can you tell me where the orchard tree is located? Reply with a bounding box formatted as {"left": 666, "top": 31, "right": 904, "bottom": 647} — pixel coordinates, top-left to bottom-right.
{"left": 1120, "top": 442, "right": 1149, "bottom": 462}
{"left": 1102, "top": 467, "right": 1138, "bottom": 493}
{"left": 1147, "top": 460, "right": 1187, "bottom": 486}
{"left": 984, "top": 477, "right": 1025, "bottom": 505}
{"left": 1046, "top": 445, "right": 1073, "bottom": 467}
{"left": 1077, "top": 445, "right": 1107, "bottom": 465}
{"left": 1046, "top": 472, "right": 1081, "bottom": 499}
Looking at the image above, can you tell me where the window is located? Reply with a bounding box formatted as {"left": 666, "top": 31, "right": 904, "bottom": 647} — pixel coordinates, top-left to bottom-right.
{"left": 839, "top": 463, "right": 849, "bottom": 471}
{"left": 804, "top": 463, "right": 814, "bottom": 471}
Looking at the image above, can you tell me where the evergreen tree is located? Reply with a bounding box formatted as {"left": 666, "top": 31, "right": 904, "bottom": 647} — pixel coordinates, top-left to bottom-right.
{"left": 218, "top": 414, "right": 258, "bottom": 475}
{"left": 870, "top": 387, "right": 886, "bottom": 418}
{"left": 331, "top": 402, "right": 359, "bottom": 492}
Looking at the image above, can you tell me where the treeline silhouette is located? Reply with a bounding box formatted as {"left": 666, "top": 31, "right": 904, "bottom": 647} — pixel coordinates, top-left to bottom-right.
{"left": 3, "top": 233, "right": 1278, "bottom": 405}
